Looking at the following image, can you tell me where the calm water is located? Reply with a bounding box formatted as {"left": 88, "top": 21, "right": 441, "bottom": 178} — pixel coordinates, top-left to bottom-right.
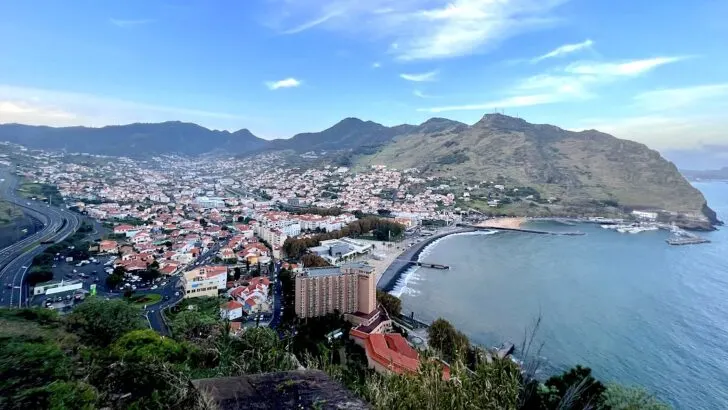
{"left": 394, "top": 182, "right": 728, "bottom": 409}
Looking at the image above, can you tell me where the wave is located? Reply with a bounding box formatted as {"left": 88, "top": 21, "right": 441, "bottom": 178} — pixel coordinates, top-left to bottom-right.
{"left": 389, "top": 230, "right": 499, "bottom": 297}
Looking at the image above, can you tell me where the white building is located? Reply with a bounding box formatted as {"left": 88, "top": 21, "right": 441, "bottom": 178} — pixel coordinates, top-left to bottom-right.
{"left": 632, "top": 210, "right": 659, "bottom": 221}
{"left": 220, "top": 301, "right": 244, "bottom": 320}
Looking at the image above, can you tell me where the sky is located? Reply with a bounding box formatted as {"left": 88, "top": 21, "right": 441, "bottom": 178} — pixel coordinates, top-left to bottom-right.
{"left": 0, "top": 0, "right": 727, "bottom": 159}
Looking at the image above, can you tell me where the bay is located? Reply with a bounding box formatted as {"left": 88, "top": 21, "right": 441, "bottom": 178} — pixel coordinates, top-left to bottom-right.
{"left": 396, "top": 182, "right": 728, "bottom": 409}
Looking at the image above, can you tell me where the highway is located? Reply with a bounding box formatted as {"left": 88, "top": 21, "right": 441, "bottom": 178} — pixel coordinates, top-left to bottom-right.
{"left": 0, "top": 170, "right": 80, "bottom": 307}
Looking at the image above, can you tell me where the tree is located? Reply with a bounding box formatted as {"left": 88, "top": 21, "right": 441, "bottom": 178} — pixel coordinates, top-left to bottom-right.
{"left": 427, "top": 318, "right": 470, "bottom": 364}
{"left": 106, "top": 272, "right": 124, "bottom": 289}
{"left": 66, "top": 298, "right": 144, "bottom": 346}
{"left": 171, "top": 310, "right": 218, "bottom": 340}
{"left": 600, "top": 384, "right": 669, "bottom": 410}
{"left": 301, "top": 254, "right": 330, "bottom": 267}
{"left": 236, "top": 216, "right": 244, "bottom": 223}
{"left": 0, "top": 341, "right": 71, "bottom": 407}
{"left": 111, "top": 329, "right": 188, "bottom": 363}
{"left": 233, "top": 267, "right": 242, "bottom": 280}
{"left": 199, "top": 218, "right": 208, "bottom": 228}
{"left": 538, "top": 365, "right": 607, "bottom": 410}
{"left": 149, "top": 260, "right": 160, "bottom": 269}
{"left": 376, "top": 290, "right": 402, "bottom": 316}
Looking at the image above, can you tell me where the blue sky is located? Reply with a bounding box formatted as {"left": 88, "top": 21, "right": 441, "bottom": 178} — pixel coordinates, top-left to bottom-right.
{"left": 0, "top": 0, "right": 727, "bottom": 153}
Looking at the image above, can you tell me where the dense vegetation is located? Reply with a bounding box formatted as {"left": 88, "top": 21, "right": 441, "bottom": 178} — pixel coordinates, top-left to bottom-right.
{"left": 282, "top": 216, "right": 405, "bottom": 259}
{"left": 0, "top": 298, "right": 670, "bottom": 410}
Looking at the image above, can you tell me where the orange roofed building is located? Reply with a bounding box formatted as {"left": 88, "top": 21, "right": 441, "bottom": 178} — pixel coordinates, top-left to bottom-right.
{"left": 350, "top": 310, "right": 450, "bottom": 379}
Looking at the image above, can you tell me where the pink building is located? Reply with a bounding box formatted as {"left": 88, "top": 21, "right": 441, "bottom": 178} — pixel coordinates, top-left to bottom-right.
{"left": 294, "top": 263, "right": 376, "bottom": 319}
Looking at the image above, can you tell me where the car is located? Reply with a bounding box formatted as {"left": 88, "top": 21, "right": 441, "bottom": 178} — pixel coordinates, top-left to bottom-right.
{"left": 5, "top": 283, "right": 12, "bottom": 289}
{"left": 161, "top": 282, "right": 167, "bottom": 287}
{"left": 151, "top": 285, "right": 158, "bottom": 290}
{"left": 164, "top": 295, "right": 170, "bottom": 300}
{"left": 174, "top": 291, "right": 180, "bottom": 297}
{"left": 52, "top": 264, "right": 56, "bottom": 268}
{"left": 131, "top": 285, "right": 137, "bottom": 290}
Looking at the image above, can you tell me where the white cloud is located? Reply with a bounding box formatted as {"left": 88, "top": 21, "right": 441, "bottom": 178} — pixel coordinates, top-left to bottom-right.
{"left": 418, "top": 94, "right": 560, "bottom": 113}
{"left": 418, "top": 55, "right": 686, "bottom": 113}
{"left": 633, "top": 83, "right": 728, "bottom": 111}
{"left": 413, "top": 90, "right": 439, "bottom": 99}
{"left": 268, "top": 0, "right": 571, "bottom": 60}
{"left": 281, "top": 11, "right": 342, "bottom": 34}
{"left": 400, "top": 70, "right": 438, "bottom": 82}
{"left": 372, "top": 62, "right": 382, "bottom": 68}
{"left": 565, "top": 56, "right": 686, "bottom": 76}
{"left": 0, "top": 85, "right": 247, "bottom": 129}
{"left": 573, "top": 115, "right": 728, "bottom": 150}
{"left": 531, "top": 39, "right": 593, "bottom": 63}
{"left": 110, "top": 18, "right": 154, "bottom": 28}
{"left": 265, "top": 78, "right": 302, "bottom": 90}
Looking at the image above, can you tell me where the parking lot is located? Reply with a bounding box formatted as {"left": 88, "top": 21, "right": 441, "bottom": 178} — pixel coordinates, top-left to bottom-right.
{"left": 52, "top": 254, "right": 113, "bottom": 293}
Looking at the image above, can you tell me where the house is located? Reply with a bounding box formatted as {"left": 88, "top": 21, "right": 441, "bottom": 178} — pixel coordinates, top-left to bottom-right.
{"left": 113, "top": 224, "right": 136, "bottom": 235}
{"left": 219, "top": 247, "right": 236, "bottom": 261}
{"left": 220, "top": 301, "right": 244, "bottom": 320}
{"left": 131, "top": 231, "right": 151, "bottom": 245}
{"left": 98, "top": 240, "right": 118, "bottom": 254}
{"left": 160, "top": 264, "right": 179, "bottom": 275}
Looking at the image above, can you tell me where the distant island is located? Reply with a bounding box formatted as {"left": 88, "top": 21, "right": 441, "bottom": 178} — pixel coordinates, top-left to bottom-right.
{"left": 681, "top": 167, "right": 728, "bottom": 181}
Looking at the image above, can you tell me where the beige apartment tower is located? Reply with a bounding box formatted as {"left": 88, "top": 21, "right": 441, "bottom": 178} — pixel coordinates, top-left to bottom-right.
{"left": 295, "top": 262, "right": 376, "bottom": 319}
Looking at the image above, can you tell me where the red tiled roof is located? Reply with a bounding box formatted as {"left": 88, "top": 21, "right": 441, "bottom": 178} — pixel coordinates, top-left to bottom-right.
{"left": 366, "top": 333, "right": 420, "bottom": 374}
{"left": 221, "top": 301, "right": 244, "bottom": 310}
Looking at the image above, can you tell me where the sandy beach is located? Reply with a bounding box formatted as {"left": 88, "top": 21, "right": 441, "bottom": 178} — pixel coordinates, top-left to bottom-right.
{"left": 477, "top": 217, "right": 526, "bottom": 229}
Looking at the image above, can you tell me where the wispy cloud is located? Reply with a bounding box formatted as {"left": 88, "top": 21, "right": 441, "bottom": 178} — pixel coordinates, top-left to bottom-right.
{"left": 400, "top": 70, "right": 438, "bottom": 82}
{"left": 633, "top": 83, "right": 728, "bottom": 111}
{"left": 281, "top": 11, "right": 341, "bottom": 34}
{"left": 266, "top": 0, "right": 572, "bottom": 61}
{"left": 372, "top": 62, "right": 382, "bottom": 68}
{"left": 573, "top": 115, "right": 728, "bottom": 150}
{"left": 265, "top": 78, "right": 302, "bottom": 90}
{"left": 110, "top": 18, "right": 154, "bottom": 28}
{"left": 0, "top": 85, "right": 247, "bottom": 129}
{"left": 531, "top": 39, "right": 593, "bottom": 63}
{"left": 418, "top": 94, "right": 560, "bottom": 113}
{"left": 413, "top": 90, "right": 438, "bottom": 99}
{"left": 418, "top": 55, "right": 687, "bottom": 113}
{"left": 565, "top": 56, "right": 687, "bottom": 76}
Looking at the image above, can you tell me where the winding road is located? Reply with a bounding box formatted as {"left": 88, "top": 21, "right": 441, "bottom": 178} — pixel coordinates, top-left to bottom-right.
{"left": 0, "top": 170, "right": 80, "bottom": 307}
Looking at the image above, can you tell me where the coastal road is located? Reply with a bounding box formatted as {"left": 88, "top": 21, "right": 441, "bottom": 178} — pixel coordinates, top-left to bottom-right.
{"left": 0, "top": 170, "right": 80, "bottom": 307}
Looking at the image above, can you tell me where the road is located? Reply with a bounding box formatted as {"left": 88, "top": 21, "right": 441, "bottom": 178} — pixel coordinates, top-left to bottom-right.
{"left": 0, "top": 170, "right": 80, "bottom": 307}
{"left": 142, "top": 241, "right": 223, "bottom": 334}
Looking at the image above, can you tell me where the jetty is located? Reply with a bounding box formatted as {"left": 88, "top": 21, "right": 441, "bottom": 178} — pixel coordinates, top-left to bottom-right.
{"left": 393, "top": 259, "right": 449, "bottom": 269}
{"left": 666, "top": 237, "right": 711, "bottom": 246}
{"left": 456, "top": 223, "right": 585, "bottom": 236}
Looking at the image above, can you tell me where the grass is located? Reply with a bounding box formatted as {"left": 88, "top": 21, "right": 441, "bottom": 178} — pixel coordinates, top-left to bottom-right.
{"left": 17, "top": 181, "right": 64, "bottom": 205}
{"left": 0, "top": 200, "right": 23, "bottom": 225}
{"left": 128, "top": 293, "right": 162, "bottom": 307}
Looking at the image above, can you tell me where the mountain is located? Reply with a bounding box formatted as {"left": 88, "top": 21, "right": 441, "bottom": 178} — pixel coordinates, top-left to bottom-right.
{"left": 0, "top": 115, "right": 717, "bottom": 227}
{"left": 356, "top": 114, "right": 717, "bottom": 227}
{"left": 0, "top": 121, "right": 267, "bottom": 156}
{"left": 681, "top": 167, "right": 728, "bottom": 181}
{"left": 266, "top": 117, "right": 410, "bottom": 153}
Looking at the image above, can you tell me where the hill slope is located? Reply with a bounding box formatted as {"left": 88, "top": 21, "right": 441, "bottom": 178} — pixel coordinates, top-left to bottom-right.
{"left": 0, "top": 122, "right": 267, "bottom": 156}
{"left": 358, "top": 114, "right": 715, "bottom": 225}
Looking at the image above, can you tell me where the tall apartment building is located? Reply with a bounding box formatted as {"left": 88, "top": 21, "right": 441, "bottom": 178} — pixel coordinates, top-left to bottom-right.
{"left": 294, "top": 262, "right": 377, "bottom": 319}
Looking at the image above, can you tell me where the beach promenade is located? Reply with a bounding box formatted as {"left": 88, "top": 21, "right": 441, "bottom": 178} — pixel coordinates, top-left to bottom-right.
{"left": 376, "top": 226, "right": 473, "bottom": 292}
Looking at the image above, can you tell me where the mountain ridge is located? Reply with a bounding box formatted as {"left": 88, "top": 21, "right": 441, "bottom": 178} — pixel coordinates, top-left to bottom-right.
{"left": 0, "top": 115, "right": 717, "bottom": 227}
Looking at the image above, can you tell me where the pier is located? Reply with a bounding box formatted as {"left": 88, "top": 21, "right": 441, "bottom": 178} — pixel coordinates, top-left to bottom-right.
{"left": 456, "top": 223, "right": 586, "bottom": 236}
{"left": 393, "top": 258, "right": 450, "bottom": 269}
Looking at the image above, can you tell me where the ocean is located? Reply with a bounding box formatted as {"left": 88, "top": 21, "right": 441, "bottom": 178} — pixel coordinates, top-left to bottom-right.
{"left": 393, "top": 182, "right": 728, "bottom": 409}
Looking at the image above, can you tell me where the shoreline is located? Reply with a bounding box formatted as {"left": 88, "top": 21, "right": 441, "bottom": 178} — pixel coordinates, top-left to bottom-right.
{"left": 376, "top": 227, "right": 475, "bottom": 292}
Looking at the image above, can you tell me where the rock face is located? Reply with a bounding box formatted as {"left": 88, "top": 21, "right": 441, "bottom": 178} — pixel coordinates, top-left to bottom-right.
{"left": 357, "top": 114, "right": 716, "bottom": 227}
{"left": 191, "top": 370, "right": 370, "bottom": 410}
